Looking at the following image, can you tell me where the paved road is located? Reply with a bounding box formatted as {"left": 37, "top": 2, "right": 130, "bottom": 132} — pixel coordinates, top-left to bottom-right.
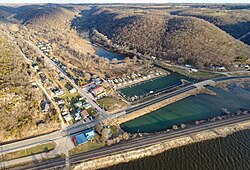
{"left": 42, "top": 52, "right": 109, "bottom": 117}
{"left": 1, "top": 76, "right": 249, "bottom": 153}
{"left": 17, "top": 114, "right": 250, "bottom": 170}
{"left": 0, "top": 41, "right": 249, "bottom": 168}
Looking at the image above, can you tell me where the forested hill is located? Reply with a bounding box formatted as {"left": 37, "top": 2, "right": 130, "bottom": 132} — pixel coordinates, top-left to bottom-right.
{"left": 73, "top": 6, "right": 250, "bottom": 69}
{"left": 170, "top": 6, "right": 250, "bottom": 45}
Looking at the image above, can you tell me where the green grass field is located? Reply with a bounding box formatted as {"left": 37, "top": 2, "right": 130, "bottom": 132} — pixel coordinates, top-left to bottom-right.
{"left": 97, "top": 97, "right": 127, "bottom": 112}
{"left": 0, "top": 142, "right": 56, "bottom": 162}
{"left": 164, "top": 65, "right": 223, "bottom": 80}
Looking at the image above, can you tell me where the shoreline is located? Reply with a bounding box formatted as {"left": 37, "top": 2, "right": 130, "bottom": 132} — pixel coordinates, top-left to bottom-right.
{"left": 72, "top": 119, "right": 250, "bottom": 170}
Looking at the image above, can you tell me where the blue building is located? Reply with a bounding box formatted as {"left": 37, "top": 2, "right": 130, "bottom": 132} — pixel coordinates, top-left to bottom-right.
{"left": 72, "top": 129, "right": 95, "bottom": 146}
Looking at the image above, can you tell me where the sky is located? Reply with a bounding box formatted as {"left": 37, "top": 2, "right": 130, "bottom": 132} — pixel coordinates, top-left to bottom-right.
{"left": 1, "top": 0, "right": 250, "bottom": 4}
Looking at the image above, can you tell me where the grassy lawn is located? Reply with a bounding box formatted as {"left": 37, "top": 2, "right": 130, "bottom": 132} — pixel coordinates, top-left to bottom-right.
{"left": 86, "top": 107, "right": 98, "bottom": 116}
{"left": 97, "top": 97, "right": 127, "bottom": 112}
{"left": 189, "top": 70, "right": 223, "bottom": 79}
{"left": 0, "top": 142, "right": 56, "bottom": 162}
{"left": 164, "top": 65, "right": 223, "bottom": 80}
{"left": 59, "top": 91, "right": 81, "bottom": 101}
{"left": 69, "top": 134, "right": 106, "bottom": 156}
{"left": 110, "top": 125, "right": 120, "bottom": 137}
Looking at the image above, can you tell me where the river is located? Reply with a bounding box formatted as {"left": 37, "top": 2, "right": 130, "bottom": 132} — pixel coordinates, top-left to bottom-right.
{"left": 102, "top": 129, "right": 250, "bottom": 170}
{"left": 92, "top": 42, "right": 250, "bottom": 170}
{"left": 93, "top": 45, "right": 126, "bottom": 60}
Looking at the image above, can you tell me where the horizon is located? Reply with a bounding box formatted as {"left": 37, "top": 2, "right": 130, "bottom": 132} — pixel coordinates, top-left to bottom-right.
{"left": 1, "top": 0, "right": 250, "bottom": 4}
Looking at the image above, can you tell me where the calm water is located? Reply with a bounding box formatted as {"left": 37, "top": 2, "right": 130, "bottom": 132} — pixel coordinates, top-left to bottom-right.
{"left": 118, "top": 72, "right": 195, "bottom": 100}
{"left": 121, "top": 85, "right": 250, "bottom": 133}
{"left": 102, "top": 129, "right": 250, "bottom": 170}
{"left": 94, "top": 45, "right": 126, "bottom": 60}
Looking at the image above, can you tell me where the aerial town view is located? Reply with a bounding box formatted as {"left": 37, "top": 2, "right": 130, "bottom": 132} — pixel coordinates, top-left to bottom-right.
{"left": 0, "top": 0, "right": 250, "bottom": 170}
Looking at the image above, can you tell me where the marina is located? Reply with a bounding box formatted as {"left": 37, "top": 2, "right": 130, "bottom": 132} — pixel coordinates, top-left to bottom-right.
{"left": 118, "top": 71, "right": 195, "bottom": 101}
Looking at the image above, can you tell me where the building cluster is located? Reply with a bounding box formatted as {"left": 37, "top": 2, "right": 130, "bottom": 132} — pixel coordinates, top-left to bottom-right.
{"left": 40, "top": 99, "right": 50, "bottom": 112}
{"left": 36, "top": 41, "right": 52, "bottom": 57}
{"left": 83, "top": 79, "right": 106, "bottom": 99}
{"left": 107, "top": 72, "right": 163, "bottom": 89}
{"left": 234, "top": 64, "right": 250, "bottom": 70}
{"left": 60, "top": 95, "right": 95, "bottom": 123}
{"left": 65, "top": 82, "right": 77, "bottom": 94}
{"left": 55, "top": 98, "right": 71, "bottom": 122}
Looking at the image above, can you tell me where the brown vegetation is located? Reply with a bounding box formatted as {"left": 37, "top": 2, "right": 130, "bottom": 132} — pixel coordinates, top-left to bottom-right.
{"left": 0, "top": 33, "right": 60, "bottom": 143}
{"left": 73, "top": 6, "right": 250, "bottom": 69}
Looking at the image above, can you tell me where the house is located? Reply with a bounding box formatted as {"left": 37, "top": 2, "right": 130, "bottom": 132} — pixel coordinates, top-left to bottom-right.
{"left": 240, "top": 64, "right": 250, "bottom": 69}
{"left": 54, "top": 89, "right": 64, "bottom": 97}
{"left": 40, "top": 47, "right": 47, "bottom": 51}
{"left": 212, "top": 65, "right": 226, "bottom": 71}
{"left": 61, "top": 111, "right": 69, "bottom": 116}
{"left": 72, "top": 133, "right": 87, "bottom": 146}
{"left": 218, "top": 66, "right": 226, "bottom": 71}
{"left": 234, "top": 64, "right": 239, "bottom": 68}
{"left": 40, "top": 100, "right": 50, "bottom": 112}
{"left": 80, "top": 110, "right": 89, "bottom": 119}
{"left": 73, "top": 112, "right": 81, "bottom": 121}
{"left": 83, "top": 129, "right": 95, "bottom": 140}
{"left": 31, "top": 82, "right": 37, "bottom": 88}
{"left": 70, "top": 88, "right": 77, "bottom": 94}
{"left": 185, "top": 64, "right": 192, "bottom": 68}
{"left": 60, "top": 105, "right": 69, "bottom": 112}
{"left": 92, "top": 86, "right": 104, "bottom": 96}
{"left": 74, "top": 101, "right": 82, "bottom": 108}
{"left": 82, "top": 102, "right": 92, "bottom": 110}
{"left": 79, "top": 97, "right": 85, "bottom": 101}
{"left": 63, "top": 114, "right": 72, "bottom": 122}
{"left": 93, "top": 79, "right": 101, "bottom": 85}
{"left": 190, "top": 68, "right": 198, "bottom": 72}
{"left": 57, "top": 99, "right": 65, "bottom": 105}
{"left": 34, "top": 66, "right": 40, "bottom": 72}
{"left": 65, "top": 82, "right": 76, "bottom": 93}
{"left": 38, "top": 72, "right": 47, "bottom": 83}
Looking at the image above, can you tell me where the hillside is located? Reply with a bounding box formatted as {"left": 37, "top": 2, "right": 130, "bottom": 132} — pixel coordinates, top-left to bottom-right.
{"left": 74, "top": 7, "right": 250, "bottom": 68}
{"left": 170, "top": 6, "right": 250, "bottom": 45}
{"left": 0, "top": 32, "right": 60, "bottom": 142}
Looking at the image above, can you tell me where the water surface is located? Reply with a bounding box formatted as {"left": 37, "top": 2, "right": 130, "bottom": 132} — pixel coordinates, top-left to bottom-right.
{"left": 121, "top": 85, "right": 250, "bottom": 133}
{"left": 103, "top": 129, "right": 250, "bottom": 170}
{"left": 94, "top": 45, "right": 126, "bottom": 60}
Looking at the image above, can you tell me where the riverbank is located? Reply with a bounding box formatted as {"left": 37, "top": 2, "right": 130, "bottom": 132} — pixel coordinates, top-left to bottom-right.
{"left": 214, "top": 78, "right": 250, "bottom": 90}
{"left": 72, "top": 119, "right": 250, "bottom": 170}
{"left": 113, "top": 87, "right": 215, "bottom": 125}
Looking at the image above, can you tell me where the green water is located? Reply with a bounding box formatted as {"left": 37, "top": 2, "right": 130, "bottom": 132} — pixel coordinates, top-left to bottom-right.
{"left": 103, "top": 129, "right": 250, "bottom": 170}
{"left": 118, "top": 72, "right": 195, "bottom": 100}
{"left": 121, "top": 85, "right": 250, "bottom": 133}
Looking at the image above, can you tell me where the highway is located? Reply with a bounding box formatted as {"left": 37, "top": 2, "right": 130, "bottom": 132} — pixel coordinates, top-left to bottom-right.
{"left": 1, "top": 76, "right": 249, "bottom": 154}
{"left": 18, "top": 114, "right": 250, "bottom": 170}
{"left": 0, "top": 41, "right": 250, "bottom": 168}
